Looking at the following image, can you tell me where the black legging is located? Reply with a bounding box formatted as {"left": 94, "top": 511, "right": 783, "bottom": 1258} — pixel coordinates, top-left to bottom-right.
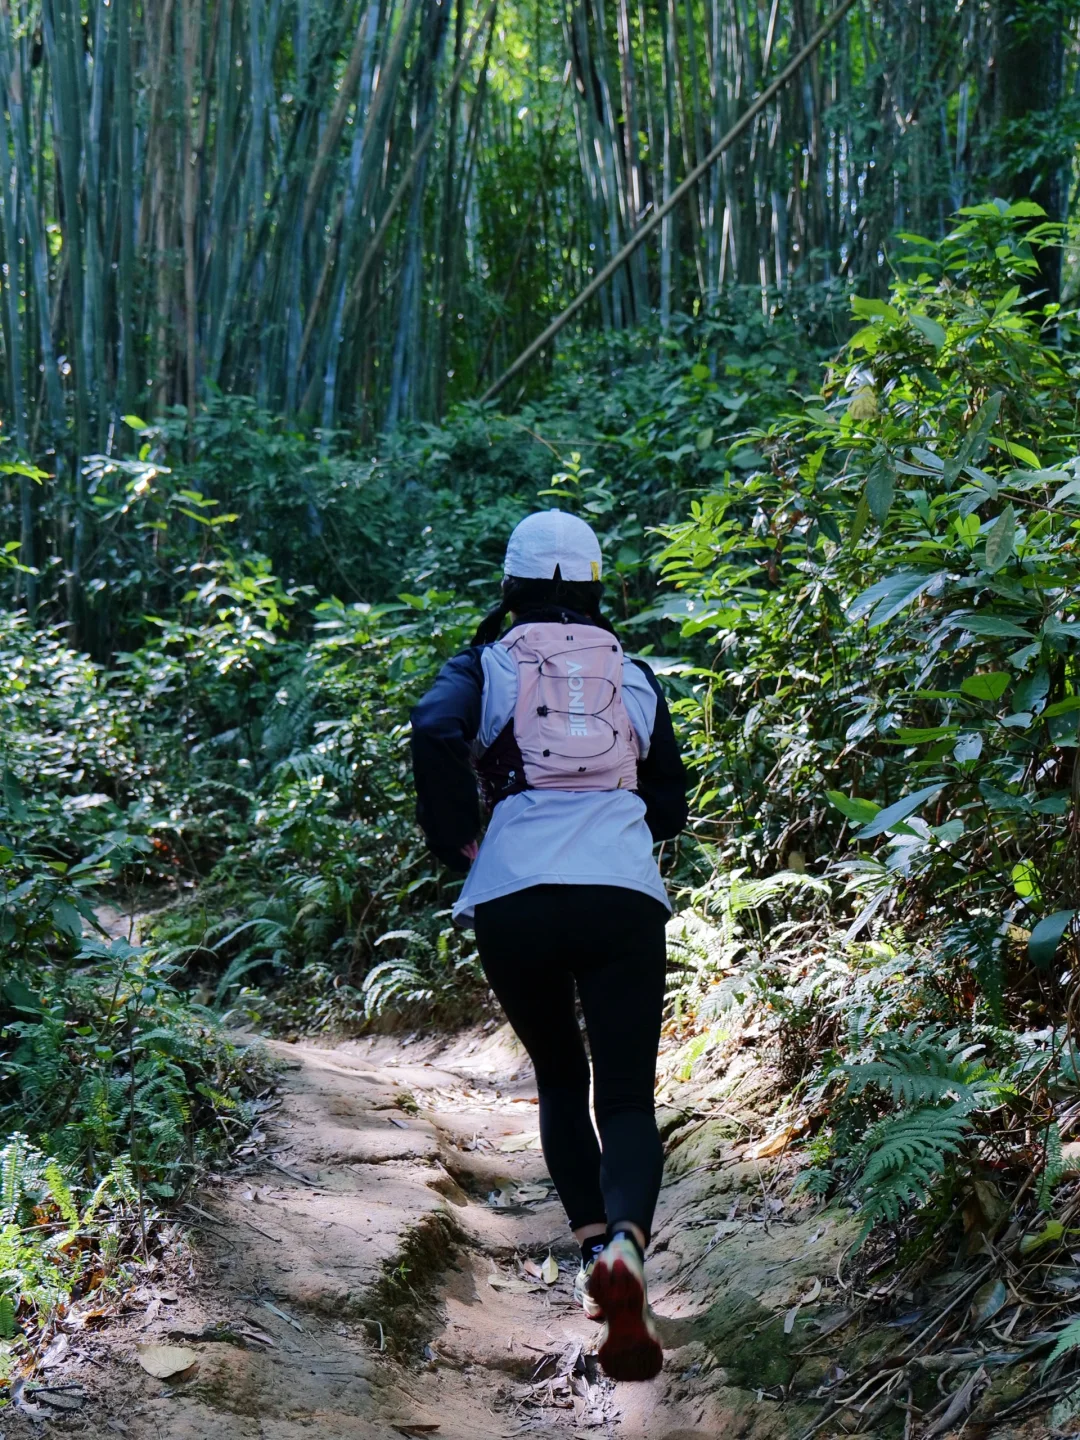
{"left": 473, "top": 884, "right": 668, "bottom": 1245}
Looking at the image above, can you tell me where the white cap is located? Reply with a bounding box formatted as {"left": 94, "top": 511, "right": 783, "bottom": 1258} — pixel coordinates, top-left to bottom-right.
{"left": 503, "top": 509, "right": 603, "bottom": 583}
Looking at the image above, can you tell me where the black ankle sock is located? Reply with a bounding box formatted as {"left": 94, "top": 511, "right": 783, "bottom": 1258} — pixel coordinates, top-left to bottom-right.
{"left": 580, "top": 1237, "right": 606, "bottom": 1267}
{"left": 608, "top": 1225, "right": 645, "bottom": 1261}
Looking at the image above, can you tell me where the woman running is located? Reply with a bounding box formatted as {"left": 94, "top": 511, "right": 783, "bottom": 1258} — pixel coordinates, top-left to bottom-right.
{"left": 410, "top": 509, "right": 687, "bottom": 1382}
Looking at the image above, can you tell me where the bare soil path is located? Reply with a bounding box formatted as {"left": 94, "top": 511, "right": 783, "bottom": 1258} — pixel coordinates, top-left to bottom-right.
{"left": 11, "top": 1027, "right": 862, "bottom": 1440}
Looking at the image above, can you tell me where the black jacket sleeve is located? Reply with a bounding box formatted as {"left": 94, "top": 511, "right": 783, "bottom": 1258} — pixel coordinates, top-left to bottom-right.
{"left": 631, "top": 659, "right": 689, "bottom": 842}
{"left": 410, "top": 648, "right": 484, "bottom": 873}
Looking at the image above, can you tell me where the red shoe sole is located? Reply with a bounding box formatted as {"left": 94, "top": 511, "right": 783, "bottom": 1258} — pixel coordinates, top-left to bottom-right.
{"left": 589, "top": 1254, "right": 663, "bottom": 1382}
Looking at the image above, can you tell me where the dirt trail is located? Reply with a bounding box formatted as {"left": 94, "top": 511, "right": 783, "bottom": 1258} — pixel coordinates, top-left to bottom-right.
{"left": 19, "top": 1027, "right": 862, "bottom": 1440}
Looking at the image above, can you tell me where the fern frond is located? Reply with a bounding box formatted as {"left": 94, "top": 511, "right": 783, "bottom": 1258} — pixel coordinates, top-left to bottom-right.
{"left": 843, "top": 1025, "right": 998, "bottom": 1111}
{"left": 43, "top": 1161, "right": 79, "bottom": 1231}
{"left": 854, "top": 1103, "right": 972, "bottom": 1239}
{"left": 1046, "top": 1314, "right": 1080, "bottom": 1370}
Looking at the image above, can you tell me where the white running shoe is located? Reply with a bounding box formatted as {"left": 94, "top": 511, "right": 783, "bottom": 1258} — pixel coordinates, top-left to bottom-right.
{"left": 587, "top": 1236, "right": 663, "bottom": 1382}
{"left": 574, "top": 1259, "right": 604, "bottom": 1321}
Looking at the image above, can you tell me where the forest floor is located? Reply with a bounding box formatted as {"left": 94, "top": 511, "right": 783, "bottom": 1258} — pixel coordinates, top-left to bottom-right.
{"left": 3, "top": 975, "right": 1058, "bottom": 1439}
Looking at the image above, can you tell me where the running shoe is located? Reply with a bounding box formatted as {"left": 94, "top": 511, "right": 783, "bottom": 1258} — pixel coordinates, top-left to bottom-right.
{"left": 587, "top": 1236, "right": 663, "bottom": 1382}
{"left": 574, "top": 1259, "right": 604, "bottom": 1321}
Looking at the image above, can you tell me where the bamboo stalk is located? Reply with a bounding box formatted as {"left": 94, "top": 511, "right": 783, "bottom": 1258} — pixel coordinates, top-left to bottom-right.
{"left": 301, "top": 0, "right": 495, "bottom": 404}
{"left": 482, "top": 0, "right": 862, "bottom": 402}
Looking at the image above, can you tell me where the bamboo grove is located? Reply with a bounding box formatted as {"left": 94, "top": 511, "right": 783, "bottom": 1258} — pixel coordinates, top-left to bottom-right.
{"left": 0, "top": 0, "right": 1077, "bottom": 487}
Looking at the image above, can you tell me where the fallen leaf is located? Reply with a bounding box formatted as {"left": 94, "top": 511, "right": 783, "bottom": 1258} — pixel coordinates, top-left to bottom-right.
{"left": 523, "top": 1259, "right": 544, "bottom": 1280}
{"left": 511, "top": 1183, "right": 550, "bottom": 1204}
{"left": 388, "top": 1116, "right": 410, "bottom": 1129}
{"left": 234, "top": 1324, "right": 276, "bottom": 1348}
{"left": 970, "top": 1277, "right": 1008, "bottom": 1329}
{"left": 1063, "top": 1141, "right": 1080, "bottom": 1174}
{"left": 783, "top": 1303, "right": 800, "bottom": 1335}
{"left": 802, "top": 1278, "right": 822, "bottom": 1304}
{"left": 135, "top": 1343, "right": 199, "bottom": 1380}
{"left": 744, "top": 1120, "right": 805, "bottom": 1160}
{"left": 260, "top": 1299, "right": 304, "bottom": 1331}
{"left": 487, "top": 1273, "right": 544, "bottom": 1295}
{"left": 392, "top": 1426, "right": 440, "bottom": 1437}
{"left": 497, "top": 1131, "right": 542, "bottom": 1152}
{"left": 1020, "top": 1218, "right": 1065, "bottom": 1255}
{"left": 542, "top": 1253, "right": 559, "bottom": 1285}
{"left": 41, "top": 1332, "right": 71, "bottom": 1368}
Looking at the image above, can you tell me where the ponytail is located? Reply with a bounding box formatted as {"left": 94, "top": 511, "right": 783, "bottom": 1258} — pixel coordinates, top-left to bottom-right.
{"left": 470, "top": 571, "right": 615, "bottom": 646}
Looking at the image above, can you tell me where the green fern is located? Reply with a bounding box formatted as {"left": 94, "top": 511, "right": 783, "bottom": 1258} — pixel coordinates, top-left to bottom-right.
{"left": 1046, "top": 1314, "right": 1080, "bottom": 1371}
{"left": 843, "top": 1025, "right": 996, "bottom": 1113}
{"left": 792, "top": 1166, "right": 833, "bottom": 1197}
{"left": 0, "top": 1292, "right": 15, "bottom": 1340}
{"left": 854, "top": 1103, "right": 972, "bottom": 1240}
{"left": 43, "top": 1161, "right": 79, "bottom": 1231}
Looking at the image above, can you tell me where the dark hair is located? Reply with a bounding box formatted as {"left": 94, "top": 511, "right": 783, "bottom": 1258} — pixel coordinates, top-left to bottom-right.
{"left": 471, "top": 570, "right": 614, "bottom": 645}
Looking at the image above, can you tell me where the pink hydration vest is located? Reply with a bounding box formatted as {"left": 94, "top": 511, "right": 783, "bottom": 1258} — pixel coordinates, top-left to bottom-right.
{"left": 476, "top": 622, "right": 639, "bottom": 805}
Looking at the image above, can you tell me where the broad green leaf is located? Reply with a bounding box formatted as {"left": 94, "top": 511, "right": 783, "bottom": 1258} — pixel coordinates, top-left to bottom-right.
{"left": 866, "top": 458, "right": 895, "bottom": 525}
{"left": 982, "top": 504, "right": 1015, "bottom": 572}
{"left": 825, "top": 791, "right": 881, "bottom": 825}
{"left": 980, "top": 782, "right": 1030, "bottom": 813}
{"left": 1043, "top": 619, "right": 1080, "bottom": 641}
{"left": 910, "top": 446, "right": 944, "bottom": 471}
{"left": 849, "top": 570, "right": 940, "bottom": 628}
{"left": 1033, "top": 794, "right": 1070, "bottom": 815}
{"left": 956, "top": 612, "right": 1031, "bottom": 639}
{"left": 961, "top": 672, "right": 1010, "bottom": 702}
{"left": 695, "top": 427, "right": 713, "bottom": 450}
{"left": 2, "top": 767, "right": 27, "bottom": 821}
{"left": 990, "top": 437, "right": 1040, "bottom": 468}
{"left": 1029, "top": 911, "right": 1077, "bottom": 970}
{"left": 123, "top": 414, "right": 150, "bottom": 430}
{"left": 850, "top": 295, "right": 899, "bottom": 321}
{"left": 944, "top": 392, "right": 1002, "bottom": 485}
{"left": 909, "top": 312, "right": 945, "bottom": 348}
{"left": 50, "top": 900, "right": 84, "bottom": 939}
{"left": 849, "top": 492, "right": 871, "bottom": 546}
{"left": 1012, "top": 861, "right": 1040, "bottom": 901}
{"left": 856, "top": 783, "right": 945, "bottom": 839}
{"left": 3, "top": 978, "right": 44, "bottom": 1014}
{"left": 1044, "top": 697, "right": 1080, "bottom": 717}
{"left": 893, "top": 725, "right": 958, "bottom": 743}
{"left": 1004, "top": 468, "right": 1070, "bottom": 490}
